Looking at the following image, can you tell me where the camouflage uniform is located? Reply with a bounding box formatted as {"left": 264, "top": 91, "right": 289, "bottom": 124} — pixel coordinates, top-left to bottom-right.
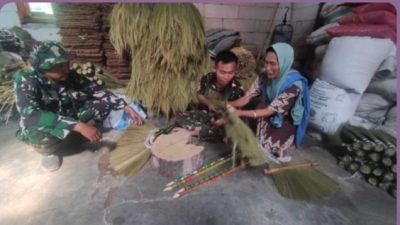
{"left": 175, "top": 72, "right": 245, "bottom": 142}
{"left": 14, "top": 42, "right": 127, "bottom": 153}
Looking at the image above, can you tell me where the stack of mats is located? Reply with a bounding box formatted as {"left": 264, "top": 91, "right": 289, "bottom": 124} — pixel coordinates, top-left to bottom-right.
{"left": 52, "top": 3, "right": 104, "bottom": 64}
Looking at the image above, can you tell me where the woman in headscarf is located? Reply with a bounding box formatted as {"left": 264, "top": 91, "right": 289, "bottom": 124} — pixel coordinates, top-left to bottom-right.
{"left": 228, "top": 42, "right": 310, "bottom": 163}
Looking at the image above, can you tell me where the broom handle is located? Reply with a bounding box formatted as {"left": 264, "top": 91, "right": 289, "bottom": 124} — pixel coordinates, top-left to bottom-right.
{"left": 256, "top": 3, "right": 281, "bottom": 61}
{"left": 265, "top": 161, "right": 320, "bottom": 174}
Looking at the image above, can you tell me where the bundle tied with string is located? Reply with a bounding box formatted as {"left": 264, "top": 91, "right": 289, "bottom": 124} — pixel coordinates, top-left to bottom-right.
{"left": 110, "top": 3, "right": 210, "bottom": 116}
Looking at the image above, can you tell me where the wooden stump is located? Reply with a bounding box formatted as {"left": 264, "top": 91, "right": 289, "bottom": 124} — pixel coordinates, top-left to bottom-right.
{"left": 150, "top": 129, "right": 204, "bottom": 178}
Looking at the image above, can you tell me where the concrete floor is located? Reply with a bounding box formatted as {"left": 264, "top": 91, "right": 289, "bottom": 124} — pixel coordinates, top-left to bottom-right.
{"left": 0, "top": 120, "right": 396, "bottom": 225}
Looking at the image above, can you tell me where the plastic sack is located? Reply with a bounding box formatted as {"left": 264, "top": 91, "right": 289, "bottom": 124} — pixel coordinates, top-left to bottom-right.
{"left": 309, "top": 79, "right": 361, "bottom": 134}
{"left": 352, "top": 3, "right": 396, "bottom": 15}
{"left": 320, "top": 36, "right": 394, "bottom": 93}
{"left": 338, "top": 11, "right": 396, "bottom": 29}
{"left": 306, "top": 23, "right": 338, "bottom": 46}
{"left": 366, "top": 78, "right": 397, "bottom": 102}
{"left": 321, "top": 4, "right": 353, "bottom": 24}
{"left": 326, "top": 24, "right": 396, "bottom": 43}
{"left": 354, "top": 93, "right": 392, "bottom": 125}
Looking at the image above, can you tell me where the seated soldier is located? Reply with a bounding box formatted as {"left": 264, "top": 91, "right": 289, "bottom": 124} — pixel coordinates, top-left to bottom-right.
{"left": 14, "top": 42, "right": 143, "bottom": 172}
{"left": 174, "top": 50, "right": 245, "bottom": 142}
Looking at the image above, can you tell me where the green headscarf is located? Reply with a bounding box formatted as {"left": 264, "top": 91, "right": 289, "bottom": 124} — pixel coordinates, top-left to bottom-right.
{"left": 266, "top": 42, "right": 294, "bottom": 100}
{"left": 264, "top": 42, "right": 305, "bottom": 125}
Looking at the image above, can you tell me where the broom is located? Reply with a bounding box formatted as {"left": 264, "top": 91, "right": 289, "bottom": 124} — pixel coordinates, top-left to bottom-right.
{"left": 224, "top": 110, "right": 339, "bottom": 200}
{"left": 109, "top": 123, "right": 155, "bottom": 177}
{"left": 264, "top": 157, "right": 340, "bottom": 200}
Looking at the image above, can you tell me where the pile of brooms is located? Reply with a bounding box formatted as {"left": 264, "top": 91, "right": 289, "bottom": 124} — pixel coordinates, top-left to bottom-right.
{"left": 109, "top": 3, "right": 210, "bottom": 116}
{"left": 327, "top": 124, "right": 397, "bottom": 198}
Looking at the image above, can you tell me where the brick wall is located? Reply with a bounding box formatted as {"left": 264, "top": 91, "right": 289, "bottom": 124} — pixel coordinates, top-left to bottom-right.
{"left": 194, "top": 3, "right": 320, "bottom": 61}
{"left": 1, "top": 2, "right": 320, "bottom": 62}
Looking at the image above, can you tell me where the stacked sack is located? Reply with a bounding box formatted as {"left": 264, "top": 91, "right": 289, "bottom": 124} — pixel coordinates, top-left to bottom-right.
{"left": 307, "top": 2, "right": 397, "bottom": 198}
{"left": 306, "top": 3, "right": 396, "bottom": 81}
{"left": 327, "top": 3, "right": 396, "bottom": 43}
{"left": 307, "top": 3, "right": 397, "bottom": 135}
{"left": 331, "top": 3, "right": 397, "bottom": 137}
{"left": 309, "top": 36, "right": 395, "bottom": 135}
{"left": 305, "top": 3, "right": 352, "bottom": 81}
{"left": 350, "top": 46, "right": 397, "bottom": 138}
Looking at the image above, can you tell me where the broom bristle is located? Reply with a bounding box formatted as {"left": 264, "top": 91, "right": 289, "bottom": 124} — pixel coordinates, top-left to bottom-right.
{"left": 224, "top": 113, "right": 266, "bottom": 166}
{"left": 271, "top": 167, "right": 340, "bottom": 200}
{"left": 109, "top": 123, "right": 154, "bottom": 176}
{"left": 110, "top": 3, "right": 210, "bottom": 116}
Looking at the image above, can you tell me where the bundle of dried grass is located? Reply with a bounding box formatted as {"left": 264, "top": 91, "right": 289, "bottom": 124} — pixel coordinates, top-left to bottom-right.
{"left": 110, "top": 3, "right": 210, "bottom": 116}
{"left": 109, "top": 123, "right": 154, "bottom": 176}
{"left": 224, "top": 113, "right": 266, "bottom": 166}
{"left": 0, "top": 52, "right": 29, "bottom": 122}
{"left": 109, "top": 3, "right": 153, "bottom": 56}
{"left": 229, "top": 46, "right": 258, "bottom": 90}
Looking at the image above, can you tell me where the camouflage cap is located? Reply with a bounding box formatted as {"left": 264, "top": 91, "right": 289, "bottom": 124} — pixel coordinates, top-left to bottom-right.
{"left": 30, "top": 41, "right": 69, "bottom": 70}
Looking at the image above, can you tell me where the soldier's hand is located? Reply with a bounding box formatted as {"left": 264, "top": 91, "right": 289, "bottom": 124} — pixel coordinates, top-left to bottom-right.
{"left": 124, "top": 106, "right": 143, "bottom": 126}
{"left": 73, "top": 122, "right": 102, "bottom": 142}
{"left": 208, "top": 104, "right": 217, "bottom": 112}
{"left": 211, "top": 118, "right": 226, "bottom": 126}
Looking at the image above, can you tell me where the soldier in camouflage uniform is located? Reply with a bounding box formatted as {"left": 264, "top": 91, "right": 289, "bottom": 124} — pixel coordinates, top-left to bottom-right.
{"left": 174, "top": 50, "right": 245, "bottom": 142}
{"left": 14, "top": 42, "right": 143, "bottom": 171}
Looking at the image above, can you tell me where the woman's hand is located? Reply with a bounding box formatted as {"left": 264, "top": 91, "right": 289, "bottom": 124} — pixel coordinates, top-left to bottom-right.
{"left": 227, "top": 104, "right": 241, "bottom": 117}
{"left": 124, "top": 106, "right": 144, "bottom": 126}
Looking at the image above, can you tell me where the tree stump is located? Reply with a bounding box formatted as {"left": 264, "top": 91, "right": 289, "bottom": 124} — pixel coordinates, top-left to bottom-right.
{"left": 150, "top": 129, "right": 204, "bottom": 178}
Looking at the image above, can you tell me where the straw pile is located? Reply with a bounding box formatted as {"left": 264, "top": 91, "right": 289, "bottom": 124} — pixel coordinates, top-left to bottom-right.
{"left": 109, "top": 3, "right": 210, "bottom": 116}
{"left": 101, "top": 4, "right": 131, "bottom": 81}
{"left": 229, "top": 46, "right": 258, "bottom": 90}
{"left": 0, "top": 52, "right": 29, "bottom": 121}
